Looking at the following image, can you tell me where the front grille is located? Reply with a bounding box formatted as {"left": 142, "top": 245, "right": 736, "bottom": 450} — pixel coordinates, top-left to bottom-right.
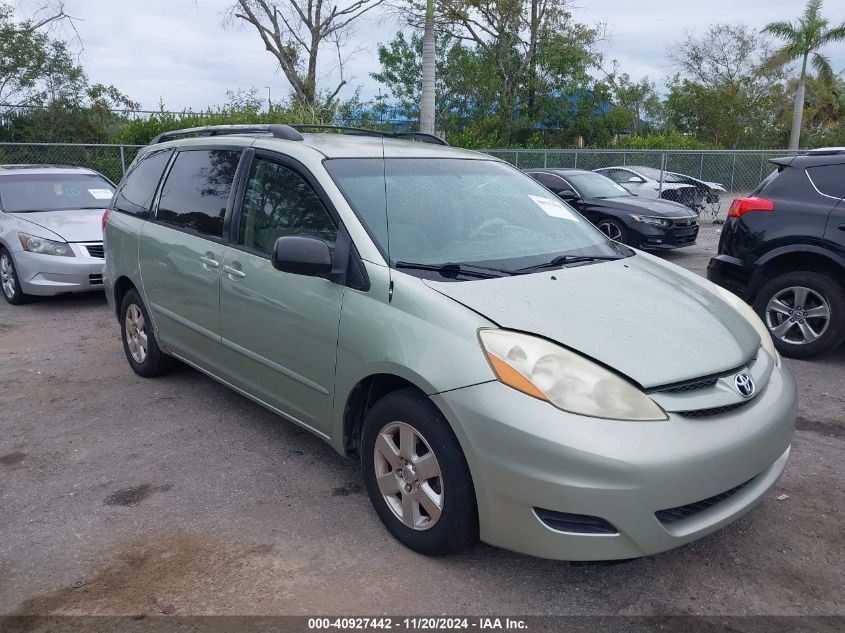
{"left": 660, "top": 377, "right": 718, "bottom": 394}
{"left": 673, "top": 218, "right": 698, "bottom": 228}
{"left": 89, "top": 273, "right": 103, "bottom": 286}
{"left": 83, "top": 243, "right": 104, "bottom": 258}
{"left": 677, "top": 401, "right": 750, "bottom": 418}
{"left": 535, "top": 508, "right": 618, "bottom": 534}
{"left": 656, "top": 478, "right": 753, "bottom": 525}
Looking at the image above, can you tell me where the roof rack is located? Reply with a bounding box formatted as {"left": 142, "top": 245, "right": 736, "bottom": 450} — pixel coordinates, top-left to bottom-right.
{"left": 290, "top": 124, "right": 449, "bottom": 146}
{"left": 806, "top": 147, "right": 845, "bottom": 155}
{"left": 150, "top": 124, "right": 304, "bottom": 144}
{"left": 149, "top": 123, "right": 450, "bottom": 147}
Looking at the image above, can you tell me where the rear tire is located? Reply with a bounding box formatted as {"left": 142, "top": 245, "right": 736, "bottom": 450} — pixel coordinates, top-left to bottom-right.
{"left": 361, "top": 388, "right": 478, "bottom": 556}
{"left": 120, "top": 289, "right": 176, "bottom": 377}
{"left": 0, "top": 248, "right": 31, "bottom": 305}
{"left": 753, "top": 271, "right": 845, "bottom": 359}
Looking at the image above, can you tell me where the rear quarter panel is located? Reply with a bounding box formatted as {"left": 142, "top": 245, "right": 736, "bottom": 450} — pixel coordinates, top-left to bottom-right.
{"left": 104, "top": 211, "right": 146, "bottom": 317}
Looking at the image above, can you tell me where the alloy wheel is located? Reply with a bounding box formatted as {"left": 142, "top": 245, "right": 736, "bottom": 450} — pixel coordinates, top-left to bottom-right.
{"left": 373, "top": 420, "right": 443, "bottom": 531}
{"left": 597, "top": 221, "right": 622, "bottom": 241}
{"left": 765, "top": 286, "right": 831, "bottom": 345}
{"left": 124, "top": 304, "right": 149, "bottom": 363}
{"left": 0, "top": 254, "right": 16, "bottom": 299}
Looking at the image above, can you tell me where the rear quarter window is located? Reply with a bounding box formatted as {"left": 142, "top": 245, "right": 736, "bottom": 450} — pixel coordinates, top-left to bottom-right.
{"left": 807, "top": 164, "right": 845, "bottom": 199}
{"left": 113, "top": 149, "right": 173, "bottom": 218}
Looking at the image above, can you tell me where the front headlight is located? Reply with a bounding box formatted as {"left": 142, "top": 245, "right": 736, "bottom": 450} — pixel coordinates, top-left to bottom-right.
{"left": 18, "top": 233, "right": 74, "bottom": 257}
{"left": 478, "top": 329, "right": 668, "bottom": 421}
{"left": 714, "top": 285, "right": 781, "bottom": 368}
{"left": 629, "top": 215, "right": 671, "bottom": 227}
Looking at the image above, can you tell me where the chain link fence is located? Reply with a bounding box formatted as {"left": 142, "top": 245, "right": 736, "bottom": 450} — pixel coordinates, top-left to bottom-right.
{"left": 0, "top": 143, "right": 143, "bottom": 184}
{"left": 482, "top": 148, "right": 802, "bottom": 224}
{"left": 482, "top": 148, "right": 801, "bottom": 193}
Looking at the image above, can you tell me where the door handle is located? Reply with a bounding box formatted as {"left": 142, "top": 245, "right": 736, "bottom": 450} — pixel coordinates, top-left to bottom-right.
{"left": 838, "top": 223, "right": 845, "bottom": 231}
{"left": 199, "top": 255, "right": 219, "bottom": 269}
{"left": 222, "top": 264, "right": 246, "bottom": 280}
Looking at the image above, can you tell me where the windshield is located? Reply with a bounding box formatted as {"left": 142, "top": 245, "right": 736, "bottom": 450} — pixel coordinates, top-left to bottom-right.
{"left": 325, "top": 158, "right": 624, "bottom": 273}
{"left": 630, "top": 166, "right": 685, "bottom": 183}
{"left": 0, "top": 173, "right": 114, "bottom": 213}
{"left": 567, "top": 172, "right": 632, "bottom": 198}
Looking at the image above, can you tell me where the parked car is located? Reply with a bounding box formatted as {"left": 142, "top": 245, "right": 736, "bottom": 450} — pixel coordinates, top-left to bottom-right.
{"left": 104, "top": 124, "right": 795, "bottom": 561}
{"left": 595, "top": 165, "right": 726, "bottom": 215}
{"left": 708, "top": 148, "right": 845, "bottom": 358}
{"left": 525, "top": 168, "right": 699, "bottom": 250}
{"left": 0, "top": 165, "right": 114, "bottom": 304}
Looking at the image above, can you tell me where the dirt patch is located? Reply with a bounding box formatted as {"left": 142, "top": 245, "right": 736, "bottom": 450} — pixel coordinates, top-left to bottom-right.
{"left": 103, "top": 484, "right": 173, "bottom": 507}
{"left": 0, "top": 323, "right": 15, "bottom": 334}
{"left": 0, "top": 451, "right": 26, "bottom": 467}
{"left": 797, "top": 416, "right": 845, "bottom": 439}
{"left": 12, "top": 533, "right": 226, "bottom": 616}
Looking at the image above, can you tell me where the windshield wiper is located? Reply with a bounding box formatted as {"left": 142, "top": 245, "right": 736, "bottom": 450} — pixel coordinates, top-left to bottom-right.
{"left": 513, "top": 254, "right": 624, "bottom": 274}
{"left": 395, "top": 261, "right": 510, "bottom": 279}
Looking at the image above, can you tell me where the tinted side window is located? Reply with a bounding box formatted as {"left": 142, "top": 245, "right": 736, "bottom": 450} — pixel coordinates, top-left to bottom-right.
{"left": 156, "top": 150, "right": 241, "bottom": 238}
{"left": 601, "top": 169, "right": 627, "bottom": 183}
{"left": 238, "top": 158, "right": 337, "bottom": 255}
{"left": 807, "top": 165, "right": 845, "bottom": 199}
{"left": 113, "top": 149, "right": 172, "bottom": 217}
{"left": 530, "top": 173, "right": 564, "bottom": 190}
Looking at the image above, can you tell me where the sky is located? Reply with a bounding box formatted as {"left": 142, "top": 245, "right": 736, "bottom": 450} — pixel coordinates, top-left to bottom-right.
{"left": 21, "top": 0, "right": 845, "bottom": 111}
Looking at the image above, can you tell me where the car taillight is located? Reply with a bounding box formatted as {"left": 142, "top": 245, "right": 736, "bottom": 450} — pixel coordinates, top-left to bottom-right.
{"left": 727, "top": 197, "right": 774, "bottom": 218}
{"left": 101, "top": 208, "right": 111, "bottom": 231}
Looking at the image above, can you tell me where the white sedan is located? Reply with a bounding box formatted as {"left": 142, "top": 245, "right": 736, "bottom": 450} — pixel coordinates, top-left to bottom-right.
{"left": 595, "top": 165, "right": 726, "bottom": 215}
{"left": 0, "top": 165, "right": 114, "bottom": 304}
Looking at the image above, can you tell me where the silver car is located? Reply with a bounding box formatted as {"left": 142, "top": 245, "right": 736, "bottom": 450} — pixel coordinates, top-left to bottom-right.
{"left": 0, "top": 165, "right": 114, "bottom": 304}
{"left": 595, "top": 165, "right": 726, "bottom": 214}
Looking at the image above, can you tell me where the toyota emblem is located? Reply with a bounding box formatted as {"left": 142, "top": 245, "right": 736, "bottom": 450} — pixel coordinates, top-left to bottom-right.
{"left": 734, "top": 373, "right": 756, "bottom": 398}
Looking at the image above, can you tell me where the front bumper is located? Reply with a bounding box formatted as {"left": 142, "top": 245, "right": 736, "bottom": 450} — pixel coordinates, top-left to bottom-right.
{"left": 14, "top": 244, "right": 105, "bottom": 296}
{"left": 632, "top": 222, "right": 699, "bottom": 250}
{"left": 432, "top": 365, "right": 796, "bottom": 561}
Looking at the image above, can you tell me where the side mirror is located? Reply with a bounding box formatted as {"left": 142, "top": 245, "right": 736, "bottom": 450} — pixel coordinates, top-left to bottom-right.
{"left": 556, "top": 188, "right": 579, "bottom": 201}
{"left": 271, "top": 235, "right": 332, "bottom": 276}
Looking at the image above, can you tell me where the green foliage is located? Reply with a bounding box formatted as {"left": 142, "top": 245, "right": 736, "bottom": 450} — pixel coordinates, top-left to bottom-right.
{"left": 615, "top": 132, "right": 716, "bottom": 150}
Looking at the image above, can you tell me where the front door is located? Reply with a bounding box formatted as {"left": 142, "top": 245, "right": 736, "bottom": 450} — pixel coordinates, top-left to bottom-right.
{"left": 218, "top": 154, "right": 344, "bottom": 436}
{"left": 139, "top": 148, "right": 242, "bottom": 368}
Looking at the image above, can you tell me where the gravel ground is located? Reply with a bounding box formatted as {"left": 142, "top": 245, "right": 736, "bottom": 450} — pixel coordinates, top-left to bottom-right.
{"left": 0, "top": 220, "right": 843, "bottom": 618}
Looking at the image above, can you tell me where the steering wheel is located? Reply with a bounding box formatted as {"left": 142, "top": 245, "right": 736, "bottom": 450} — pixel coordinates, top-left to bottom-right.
{"left": 469, "top": 217, "right": 509, "bottom": 239}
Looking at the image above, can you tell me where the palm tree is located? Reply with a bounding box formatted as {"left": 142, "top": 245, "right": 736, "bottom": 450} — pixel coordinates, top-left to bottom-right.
{"left": 764, "top": 0, "right": 845, "bottom": 150}
{"left": 420, "top": 0, "right": 436, "bottom": 135}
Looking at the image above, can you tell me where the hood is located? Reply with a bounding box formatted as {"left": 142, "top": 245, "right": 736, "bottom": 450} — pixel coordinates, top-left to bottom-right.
{"left": 424, "top": 254, "right": 759, "bottom": 389}
{"left": 590, "top": 196, "right": 695, "bottom": 217}
{"left": 16, "top": 209, "right": 105, "bottom": 243}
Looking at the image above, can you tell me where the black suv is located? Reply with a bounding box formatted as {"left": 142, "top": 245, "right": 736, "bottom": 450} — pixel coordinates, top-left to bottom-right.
{"left": 707, "top": 148, "right": 845, "bottom": 358}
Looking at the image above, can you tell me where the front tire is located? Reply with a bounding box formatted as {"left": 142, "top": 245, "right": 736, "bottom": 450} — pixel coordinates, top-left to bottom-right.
{"left": 120, "top": 289, "right": 176, "bottom": 377}
{"left": 596, "top": 218, "right": 628, "bottom": 245}
{"left": 753, "top": 271, "right": 845, "bottom": 358}
{"left": 361, "top": 388, "right": 478, "bottom": 556}
{"left": 0, "top": 248, "right": 30, "bottom": 305}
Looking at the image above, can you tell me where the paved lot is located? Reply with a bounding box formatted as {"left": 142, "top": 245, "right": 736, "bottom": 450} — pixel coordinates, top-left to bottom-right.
{"left": 1, "top": 223, "right": 843, "bottom": 617}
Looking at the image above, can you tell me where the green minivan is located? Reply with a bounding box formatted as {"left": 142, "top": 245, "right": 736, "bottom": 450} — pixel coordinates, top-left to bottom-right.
{"left": 104, "top": 125, "right": 796, "bottom": 560}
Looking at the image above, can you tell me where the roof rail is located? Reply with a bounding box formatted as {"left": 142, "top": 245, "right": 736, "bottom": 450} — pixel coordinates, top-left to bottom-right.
{"left": 806, "top": 147, "right": 845, "bottom": 155}
{"left": 150, "top": 124, "right": 304, "bottom": 144}
{"left": 290, "top": 124, "right": 449, "bottom": 146}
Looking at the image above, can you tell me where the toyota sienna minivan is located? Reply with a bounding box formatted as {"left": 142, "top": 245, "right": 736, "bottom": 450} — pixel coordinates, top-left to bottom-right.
{"left": 103, "top": 124, "right": 797, "bottom": 560}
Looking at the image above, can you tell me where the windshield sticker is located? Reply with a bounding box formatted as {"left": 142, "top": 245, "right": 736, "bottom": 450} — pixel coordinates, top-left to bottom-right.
{"left": 88, "top": 188, "right": 114, "bottom": 200}
{"left": 528, "top": 195, "right": 577, "bottom": 221}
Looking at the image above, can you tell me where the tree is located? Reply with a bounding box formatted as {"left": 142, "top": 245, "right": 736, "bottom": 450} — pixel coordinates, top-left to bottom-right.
{"left": 764, "top": 0, "right": 845, "bottom": 149}
{"left": 665, "top": 24, "right": 786, "bottom": 147}
{"left": 420, "top": 0, "right": 435, "bottom": 134}
{"left": 0, "top": 1, "right": 77, "bottom": 105}
{"left": 226, "top": 0, "right": 386, "bottom": 109}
